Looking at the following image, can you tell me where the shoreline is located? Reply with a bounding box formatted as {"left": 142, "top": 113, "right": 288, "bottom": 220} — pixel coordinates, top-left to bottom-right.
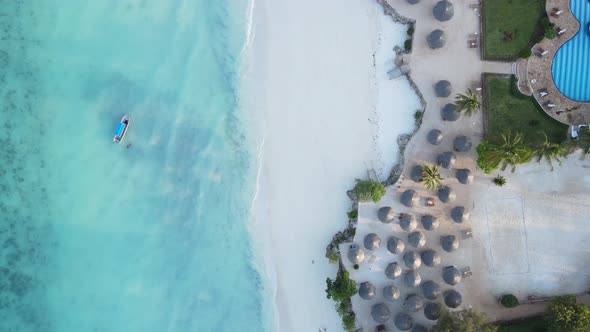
{"left": 241, "top": 0, "right": 421, "bottom": 330}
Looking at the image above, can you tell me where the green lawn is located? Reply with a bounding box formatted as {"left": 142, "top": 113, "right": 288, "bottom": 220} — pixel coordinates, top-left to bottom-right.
{"left": 497, "top": 317, "right": 548, "bottom": 332}
{"left": 485, "top": 76, "right": 567, "bottom": 145}
{"left": 482, "top": 0, "right": 546, "bottom": 60}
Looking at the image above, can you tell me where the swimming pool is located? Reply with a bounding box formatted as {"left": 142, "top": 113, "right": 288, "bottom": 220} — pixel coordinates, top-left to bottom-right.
{"left": 552, "top": 0, "right": 590, "bottom": 102}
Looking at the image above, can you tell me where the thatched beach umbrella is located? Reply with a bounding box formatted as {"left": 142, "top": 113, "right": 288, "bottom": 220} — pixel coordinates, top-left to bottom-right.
{"left": 441, "top": 103, "right": 459, "bottom": 121}
{"left": 443, "top": 266, "right": 462, "bottom": 285}
{"left": 371, "top": 303, "right": 391, "bottom": 324}
{"left": 387, "top": 237, "right": 406, "bottom": 255}
{"left": 422, "top": 280, "right": 441, "bottom": 300}
{"left": 421, "top": 214, "right": 439, "bottom": 230}
{"left": 359, "top": 281, "right": 376, "bottom": 300}
{"left": 433, "top": 0, "right": 454, "bottom": 22}
{"left": 401, "top": 189, "right": 419, "bottom": 207}
{"left": 378, "top": 206, "right": 395, "bottom": 223}
{"left": 421, "top": 249, "right": 441, "bottom": 267}
{"left": 404, "top": 251, "right": 422, "bottom": 270}
{"left": 427, "top": 29, "right": 446, "bottom": 49}
{"left": 408, "top": 231, "right": 426, "bottom": 248}
{"left": 400, "top": 213, "right": 418, "bottom": 232}
{"left": 412, "top": 325, "right": 428, "bottom": 332}
{"left": 437, "top": 186, "right": 456, "bottom": 203}
{"left": 404, "top": 294, "right": 424, "bottom": 312}
{"left": 405, "top": 269, "right": 422, "bottom": 288}
{"left": 441, "top": 235, "right": 459, "bottom": 252}
{"left": 383, "top": 285, "right": 401, "bottom": 302}
{"left": 427, "top": 129, "right": 444, "bottom": 145}
{"left": 348, "top": 246, "right": 365, "bottom": 264}
{"left": 410, "top": 165, "right": 423, "bottom": 182}
{"left": 451, "top": 206, "right": 469, "bottom": 223}
{"left": 437, "top": 151, "right": 457, "bottom": 169}
{"left": 394, "top": 313, "right": 414, "bottom": 331}
{"left": 364, "top": 233, "right": 381, "bottom": 250}
{"left": 456, "top": 168, "right": 474, "bottom": 184}
{"left": 435, "top": 80, "right": 452, "bottom": 97}
{"left": 385, "top": 262, "right": 402, "bottom": 279}
{"left": 424, "top": 302, "right": 442, "bottom": 320}
{"left": 444, "top": 289, "right": 462, "bottom": 308}
{"left": 454, "top": 135, "right": 473, "bottom": 152}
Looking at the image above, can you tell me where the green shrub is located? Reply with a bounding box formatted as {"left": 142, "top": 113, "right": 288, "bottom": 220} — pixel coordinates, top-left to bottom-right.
{"left": 509, "top": 74, "right": 528, "bottom": 100}
{"left": 414, "top": 110, "right": 424, "bottom": 123}
{"left": 353, "top": 264, "right": 359, "bottom": 270}
{"left": 529, "top": 119, "right": 540, "bottom": 127}
{"left": 342, "top": 312, "right": 356, "bottom": 332}
{"left": 326, "top": 250, "right": 339, "bottom": 264}
{"left": 347, "top": 210, "right": 358, "bottom": 220}
{"left": 353, "top": 180, "right": 386, "bottom": 203}
{"left": 518, "top": 48, "right": 532, "bottom": 58}
{"left": 404, "top": 39, "right": 412, "bottom": 51}
{"left": 539, "top": 16, "right": 552, "bottom": 30}
{"left": 407, "top": 25, "right": 415, "bottom": 36}
{"left": 544, "top": 28, "right": 557, "bottom": 40}
{"left": 500, "top": 294, "right": 519, "bottom": 308}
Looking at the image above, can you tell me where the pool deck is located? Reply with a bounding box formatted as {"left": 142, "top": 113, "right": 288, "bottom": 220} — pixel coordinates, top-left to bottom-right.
{"left": 520, "top": 0, "right": 590, "bottom": 125}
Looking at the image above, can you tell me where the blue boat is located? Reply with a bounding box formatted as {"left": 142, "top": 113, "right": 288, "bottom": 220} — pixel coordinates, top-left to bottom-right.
{"left": 113, "top": 115, "right": 130, "bottom": 143}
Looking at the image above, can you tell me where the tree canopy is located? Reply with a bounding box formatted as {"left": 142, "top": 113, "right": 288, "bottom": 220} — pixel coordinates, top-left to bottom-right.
{"left": 455, "top": 89, "right": 481, "bottom": 116}
{"left": 353, "top": 179, "right": 386, "bottom": 203}
{"left": 325, "top": 269, "right": 357, "bottom": 303}
{"left": 421, "top": 163, "right": 444, "bottom": 191}
{"left": 432, "top": 307, "right": 497, "bottom": 332}
{"left": 546, "top": 296, "right": 590, "bottom": 332}
{"left": 476, "top": 131, "right": 534, "bottom": 173}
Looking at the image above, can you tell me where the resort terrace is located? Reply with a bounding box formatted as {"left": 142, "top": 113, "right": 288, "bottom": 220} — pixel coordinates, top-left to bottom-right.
{"left": 519, "top": 0, "right": 590, "bottom": 124}
{"left": 339, "top": 0, "right": 590, "bottom": 331}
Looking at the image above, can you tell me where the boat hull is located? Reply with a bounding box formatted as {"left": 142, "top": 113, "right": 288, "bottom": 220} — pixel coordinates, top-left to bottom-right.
{"left": 113, "top": 115, "right": 130, "bottom": 143}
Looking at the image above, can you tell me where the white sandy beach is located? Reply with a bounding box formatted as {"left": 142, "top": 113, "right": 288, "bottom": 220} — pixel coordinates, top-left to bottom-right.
{"left": 241, "top": 0, "right": 420, "bottom": 331}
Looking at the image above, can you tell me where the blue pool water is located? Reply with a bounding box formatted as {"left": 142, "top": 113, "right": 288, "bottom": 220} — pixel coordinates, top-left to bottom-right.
{"left": 552, "top": 0, "right": 590, "bottom": 102}
{"left": 0, "top": 1, "right": 269, "bottom": 331}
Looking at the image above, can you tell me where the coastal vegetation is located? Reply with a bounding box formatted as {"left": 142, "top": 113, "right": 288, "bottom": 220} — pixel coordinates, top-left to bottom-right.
{"left": 482, "top": 0, "right": 546, "bottom": 60}
{"left": 420, "top": 164, "right": 444, "bottom": 191}
{"left": 433, "top": 307, "right": 497, "bottom": 332}
{"left": 352, "top": 179, "right": 386, "bottom": 203}
{"left": 455, "top": 89, "right": 480, "bottom": 116}
{"left": 501, "top": 294, "right": 519, "bottom": 308}
{"left": 325, "top": 268, "right": 357, "bottom": 331}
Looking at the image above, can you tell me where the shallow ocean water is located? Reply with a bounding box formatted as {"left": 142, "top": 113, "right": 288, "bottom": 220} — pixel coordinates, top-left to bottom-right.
{"left": 0, "top": 1, "right": 266, "bottom": 331}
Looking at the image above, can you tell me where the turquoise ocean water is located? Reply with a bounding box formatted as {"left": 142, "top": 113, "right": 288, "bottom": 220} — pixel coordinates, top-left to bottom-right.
{"left": 1, "top": 1, "right": 268, "bottom": 331}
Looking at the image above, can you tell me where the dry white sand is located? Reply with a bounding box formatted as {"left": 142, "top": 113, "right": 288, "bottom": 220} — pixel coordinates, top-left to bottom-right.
{"left": 241, "top": 0, "right": 420, "bottom": 330}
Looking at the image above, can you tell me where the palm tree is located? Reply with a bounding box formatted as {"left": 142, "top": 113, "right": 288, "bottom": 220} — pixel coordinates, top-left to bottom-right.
{"left": 492, "top": 175, "right": 506, "bottom": 187}
{"left": 454, "top": 89, "right": 480, "bottom": 116}
{"left": 536, "top": 134, "right": 569, "bottom": 170}
{"left": 421, "top": 164, "right": 444, "bottom": 191}
{"left": 477, "top": 131, "right": 533, "bottom": 173}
